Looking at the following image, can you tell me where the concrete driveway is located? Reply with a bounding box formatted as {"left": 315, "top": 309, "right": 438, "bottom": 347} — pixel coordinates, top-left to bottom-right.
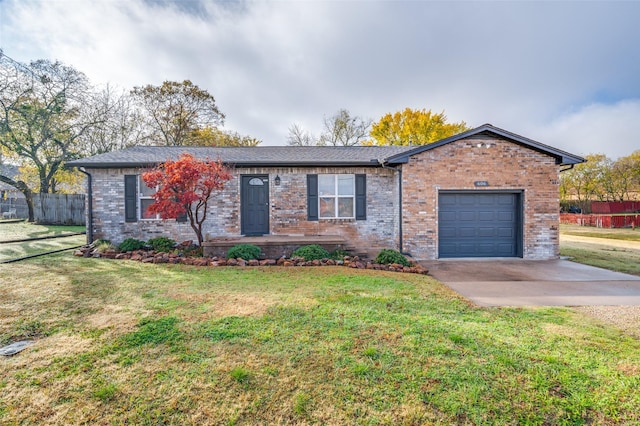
{"left": 423, "top": 259, "right": 640, "bottom": 307}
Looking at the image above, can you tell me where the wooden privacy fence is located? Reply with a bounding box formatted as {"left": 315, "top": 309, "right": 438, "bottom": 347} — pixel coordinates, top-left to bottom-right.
{"left": 33, "top": 193, "right": 85, "bottom": 225}
{"left": 561, "top": 213, "right": 639, "bottom": 229}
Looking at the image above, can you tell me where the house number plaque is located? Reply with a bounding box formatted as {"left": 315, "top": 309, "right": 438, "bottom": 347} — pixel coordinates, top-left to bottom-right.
{"left": 474, "top": 181, "right": 489, "bottom": 187}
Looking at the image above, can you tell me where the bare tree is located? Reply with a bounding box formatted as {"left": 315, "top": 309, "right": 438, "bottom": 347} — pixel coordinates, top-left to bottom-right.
{"left": 287, "top": 123, "right": 318, "bottom": 146}
{"left": 319, "top": 109, "right": 371, "bottom": 146}
{"left": 78, "top": 86, "right": 146, "bottom": 156}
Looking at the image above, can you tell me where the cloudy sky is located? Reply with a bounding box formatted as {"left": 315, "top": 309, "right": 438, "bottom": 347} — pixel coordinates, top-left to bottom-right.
{"left": 1, "top": 0, "right": 639, "bottom": 158}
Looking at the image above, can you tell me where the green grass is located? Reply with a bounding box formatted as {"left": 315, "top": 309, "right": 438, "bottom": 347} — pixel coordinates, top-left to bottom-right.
{"left": 560, "top": 245, "right": 640, "bottom": 276}
{"left": 0, "top": 222, "right": 85, "bottom": 242}
{"left": 0, "top": 222, "right": 86, "bottom": 262}
{"left": 1, "top": 254, "right": 639, "bottom": 424}
{"left": 560, "top": 224, "right": 640, "bottom": 242}
{"left": 0, "top": 234, "right": 86, "bottom": 262}
{"left": 560, "top": 224, "right": 640, "bottom": 276}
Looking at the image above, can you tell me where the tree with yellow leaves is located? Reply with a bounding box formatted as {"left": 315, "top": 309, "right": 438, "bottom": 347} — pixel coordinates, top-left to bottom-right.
{"left": 186, "top": 126, "right": 261, "bottom": 147}
{"left": 369, "top": 108, "right": 469, "bottom": 146}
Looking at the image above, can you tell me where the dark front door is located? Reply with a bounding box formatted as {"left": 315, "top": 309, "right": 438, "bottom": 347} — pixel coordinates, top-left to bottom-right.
{"left": 241, "top": 175, "right": 269, "bottom": 235}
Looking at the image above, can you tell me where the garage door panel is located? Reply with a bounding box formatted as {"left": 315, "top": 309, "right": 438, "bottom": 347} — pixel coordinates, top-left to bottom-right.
{"left": 478, "top": 211, "right": 495, "bottom": 221}
{"left": 497, "top": 227, "right": 514, "bottom": 237}
{"left": 479, "top": 197, "right": 495, "bottom": 205}
{"left": 478, "top": 227, "right": 496, "bottom": 237}
{"left": 439, "top": 227, "right": 457, "bottom": 238}
{"left": 459, "top": 197, "right": 476, "bottom": 205}
{"left": 478, "top": 244, "right": 498, "bottom": 254}
{"left": 497, "top": 243, "right": 516, "bottom": 254}
{"left": 458, "top": 227, "right": 477, "bottom": 237}
{"left": 459, "top": 211, "right": 476, "bottom": 221}
{"left": 439, "top": 195, "right": 457, "bottom": 206}
{"left": 497, "top": 196, "right": 515, "bottom": 206}
{"left": 438, "top": 192, "right": 521, "bottom": 258}
{"left": 439, "top": 243, "right": 457, "bottom": 257}
{"left": 458, "top": 243, "right": 477, "bottom": 253}
{"left": 498, "top": 211, "right": 514, "bottom": 221}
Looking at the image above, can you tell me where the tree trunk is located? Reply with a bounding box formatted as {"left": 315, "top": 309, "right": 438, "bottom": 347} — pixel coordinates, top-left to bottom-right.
{"left": 0, "top": 174, "right": 34, "bottom": 222}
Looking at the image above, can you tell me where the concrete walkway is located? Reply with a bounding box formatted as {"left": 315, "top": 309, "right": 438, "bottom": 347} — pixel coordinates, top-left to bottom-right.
{"left": 423, "top": 259, "right": 640, "bottom": 307}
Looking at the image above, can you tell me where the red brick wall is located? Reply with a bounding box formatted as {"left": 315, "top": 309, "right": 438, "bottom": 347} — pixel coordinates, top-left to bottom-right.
{"left": 400, "top": 134, "right": 560, "bottom": 260}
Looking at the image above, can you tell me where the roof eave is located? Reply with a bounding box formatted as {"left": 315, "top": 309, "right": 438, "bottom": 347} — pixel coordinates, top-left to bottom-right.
{"left": 67, "top": 160, "right": 384, "bottom": 169}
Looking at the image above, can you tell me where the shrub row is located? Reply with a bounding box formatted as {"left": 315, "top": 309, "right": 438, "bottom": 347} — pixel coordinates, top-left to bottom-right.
{"left": 75, "top": 244, "right": 426, "bottom": 275}
{"left": 74, "top": 247, "right": 428, "bottom": 275}
{"left": 117, "top": 237, "right": 177, "bottom": 253}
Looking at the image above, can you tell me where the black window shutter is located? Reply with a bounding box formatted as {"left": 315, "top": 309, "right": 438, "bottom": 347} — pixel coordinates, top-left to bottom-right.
{"left": 307, "top": 174, "right": 318, "bottom": 221}
{"left": 355, "top": 174, "right": 366, "bottom": 220}
{"left": 124, "top": 175, "right": 138, "bottom": 222}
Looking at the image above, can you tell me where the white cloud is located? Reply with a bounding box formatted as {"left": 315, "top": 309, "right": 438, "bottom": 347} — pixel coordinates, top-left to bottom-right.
{"left": 531, "top": 100, "right": 640, "bottom": 160}
{"left": 1, "top": 0, "right": 639, "bottom": 157}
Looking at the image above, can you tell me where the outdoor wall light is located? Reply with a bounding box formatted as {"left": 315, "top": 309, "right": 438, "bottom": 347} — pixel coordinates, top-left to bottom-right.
{"left": 274, "top": 175, "right": 281, "bottom": 186}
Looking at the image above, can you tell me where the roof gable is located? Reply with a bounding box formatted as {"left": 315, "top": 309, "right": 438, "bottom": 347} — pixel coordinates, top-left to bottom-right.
{"left": 384, "top": 124, "right": 585, "bottom": 166}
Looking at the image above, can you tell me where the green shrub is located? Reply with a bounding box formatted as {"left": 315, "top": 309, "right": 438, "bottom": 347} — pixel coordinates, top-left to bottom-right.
{"left": 330, "top": 249, "right": 350, "bottom": 260}
{"left": 180, "top": 244, "right": 203, "bottom": 257}
{"left": 374, "top": 249, "right": 411, "bottom": 267}
{"left": 226, "top": 244, "right": 261, "bottom": 260}
{"left": 292, "top": 244, "right": 330, "bottom": 261}
{"left": 118, "top": 238, "right": 146, "bottom": 252}
{"left": 147, "top": 236, "right": 176, "bottom": 253}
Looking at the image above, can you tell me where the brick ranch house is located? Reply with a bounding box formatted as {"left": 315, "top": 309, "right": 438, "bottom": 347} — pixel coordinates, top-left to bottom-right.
{"left": 67, "top": 124, "right": 584, "bottom": 261}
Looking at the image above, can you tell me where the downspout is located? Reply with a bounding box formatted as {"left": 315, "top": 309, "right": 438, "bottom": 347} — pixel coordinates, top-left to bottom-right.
{"left": 379, "top": 159, "right": 404, "bottom": 254}
{"left": 560, "top": 164, "right": 574, "bottom": 173}
{"left": 77, "top": 168, "right": 93, "bottom": 244}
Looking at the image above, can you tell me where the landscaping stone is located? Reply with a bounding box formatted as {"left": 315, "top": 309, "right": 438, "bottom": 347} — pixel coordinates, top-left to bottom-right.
{"left": 70, "top": 244, "right": 429, "bottom": 275}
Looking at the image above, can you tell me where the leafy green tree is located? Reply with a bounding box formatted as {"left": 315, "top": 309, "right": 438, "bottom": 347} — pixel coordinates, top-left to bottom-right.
{"left": 0, "top": 53, "right": 103, "bottom": 220}
{"left": 610, "top": 151, "right": 640, "bottom": 201}
{"left": 131, "top": 80, "right": 225, "bottom": 146}
{"left": 560, "top": 154, "right": 609, "bottom": 208}
{"left": 369, "top": 108, "right": 469, "bottom": 146}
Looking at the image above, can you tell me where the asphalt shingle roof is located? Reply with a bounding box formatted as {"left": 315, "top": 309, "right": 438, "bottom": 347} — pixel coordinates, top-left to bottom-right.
{"left": 66, "top": 124, "right": 585, "bottom": 169}
{"left": 67, "top": 145, "right": 414, "bottom": 168}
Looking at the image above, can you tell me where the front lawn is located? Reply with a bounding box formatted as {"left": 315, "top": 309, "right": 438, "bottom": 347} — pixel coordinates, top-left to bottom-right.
{"left": 0, "top": 222, "right": 85, "bottom": 242}
{"left": 560, "top": 224, "right": 640, "bottom": 276}
{"left": 0, "top": 222, "right": 86, "bottom": 262}
{"left": 1, "top": 255, "right": 638, "bottom": 424}
{"left": 560, "top": 224, "right": 640, "bottom": 242}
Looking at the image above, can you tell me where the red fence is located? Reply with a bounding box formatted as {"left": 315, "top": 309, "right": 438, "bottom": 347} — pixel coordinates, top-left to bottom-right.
{"left": 561, "top": 213, "right": 639, "bottom": 228}
{"left": 591, "top": 201, "right": 640, "bottom": 214}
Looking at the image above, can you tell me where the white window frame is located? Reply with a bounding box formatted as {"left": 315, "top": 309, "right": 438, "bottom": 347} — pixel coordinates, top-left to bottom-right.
{"left": 139, "top": 175, "right": 160, "bottom": 220}
{"left": 318, "top": 174, "right": 355, "bottom": 219}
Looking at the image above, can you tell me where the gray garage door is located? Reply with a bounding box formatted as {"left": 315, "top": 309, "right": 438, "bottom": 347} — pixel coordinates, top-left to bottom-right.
{"left": 438, "top": 192, "right": 521, "bottom": 258}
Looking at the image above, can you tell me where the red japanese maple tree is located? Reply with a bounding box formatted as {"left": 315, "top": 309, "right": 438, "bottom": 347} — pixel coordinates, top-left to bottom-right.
{"left": 142, "top": 153, "right": 232, "bottom": 246}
